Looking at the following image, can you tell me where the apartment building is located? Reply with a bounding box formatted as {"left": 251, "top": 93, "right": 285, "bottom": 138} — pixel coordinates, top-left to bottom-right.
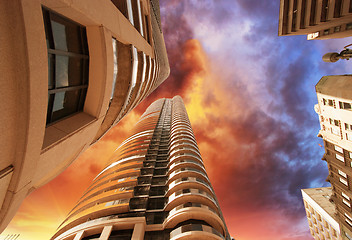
{"left": 0, "top": 0, "right": 169, "bottom": 232}
{"left": 302, "top": 187, "right": 342, "bottom": 240}
{"left": 51, "top": 96, "right": 231, "bottom": 240}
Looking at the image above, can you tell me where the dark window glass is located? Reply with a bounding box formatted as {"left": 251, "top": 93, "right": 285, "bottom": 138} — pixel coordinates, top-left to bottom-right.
{"left": 129, "top": 197, "right": 148, "bottom": 210}
{"left": 300, "top": 0, "right": 307, "bottom": 28}
{"left": 43, "top": 7, "right": 89, "bottom": 125}
{"left": 334, "top": 0, "right": 342, "bottom": 17}
{"left": 310, "top": 0, "right": 317, "bottom": 26}
{"left": 344, "top": 102, "right": 352, "bottom": 109}
{"left": 321, "top": 0, "right": 328, "bottom": 22}
{"left": 347, "top": 23, "right": 352, "bottom": 30}
{"left": 138, "top": 176, "right": 151, "bottom": 185}
{"left": 150, "top": 186, "right": 167, "bottom": 196}
{"left": 328, "top": 99, "right": 333, "bottom": 106}
{"left": 82, "top": 234, "right": 100, "bottom": 240}
{"left": 147, "top": 198, "right": 166, "bottom": 210}
{"left": 108, "top": 230, "right": 133, "bottom": 240}
{"left": 110, "top": 0, "right": 128, "bottom": 19}
{"left": 151, "top": 176, "right": 167, "bottom": 185}
{"left": 154, "top": 168, "right": 167, "bottom": 176}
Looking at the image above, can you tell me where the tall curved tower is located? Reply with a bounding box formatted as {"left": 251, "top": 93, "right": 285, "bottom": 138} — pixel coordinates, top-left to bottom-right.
{"left": 51, "top": 96, "right": 230, "bottom": 240}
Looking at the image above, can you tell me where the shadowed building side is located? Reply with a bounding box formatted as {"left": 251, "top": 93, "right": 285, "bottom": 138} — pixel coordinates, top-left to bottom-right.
{"left": 0, "top": 0, "right": 169, "bottom": 233}
{"left": 51, "top": 96, "right": 231, "bottom": 240}
{"left": 278, "top": 0, "right": 352, "bottom": 40}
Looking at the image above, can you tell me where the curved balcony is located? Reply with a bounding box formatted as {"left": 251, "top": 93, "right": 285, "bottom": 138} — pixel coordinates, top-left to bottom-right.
{"left": 165, "top": 203, "right": 225, "bottom": 236}
{"left": 169, "top": 147, "right": 201, "bottom": 160}
{"left": 66, "top": 187, "right": 133, "bottom": 222}
{"left": 170, "top": 136, "right": 198, "bottom": 149}
{"left": 170, "top": 133, "right": 197, "bottom": 146}
{"left": 56, "top": 199, "right": 129, "bottom": 239}
{"left": 170, "top": 128, "right": 194, "bottom": 140}
{"left": 169, "top": 138, "right": 199, "bottom": 151}
{"left": 171, "top": 121, "right": 192, "bottom": 130}
{"left": 86, "top": 169, "right": 139, "bottom": 194}
{"left": 169, "top": 142, "right": 199, "bottom": 154}
{"left": 165, "top": 188, "right": 218, "bottom": 212}
{"left": 168, "top": 152, "right": 203, "bottom": 166}
{"left": 170, "top": 224, "right": 225, "bottom": 240}
{"left": 93, "top": 157, "right": 144, "bottom": 182}
{"left": 171, "top": 125, "right": 193, "bottom": 135}
{"left": 168, "top": 167, "right": 209, "bottom": 183}
{"left": 167, "top": 176, "right": 213, "bottom": 196}
{"left": 169, "top": 159, "right": 205, "bottom": 174}
{"left": 78, "top": 176, "right": 137, "bottom": 205}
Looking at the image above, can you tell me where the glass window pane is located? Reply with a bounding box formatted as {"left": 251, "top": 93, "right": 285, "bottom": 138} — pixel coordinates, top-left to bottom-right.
{"left": 51, "top": 90, "right": 81, "bottom": 122}
{"left": 51, "top": 20, "right": 68, "bottom": 51}
{"left": 56, "top": 55, "right": 69, "bottom": 88}
{"left": 48, "top": 54, "right": 54, "bottom": 89}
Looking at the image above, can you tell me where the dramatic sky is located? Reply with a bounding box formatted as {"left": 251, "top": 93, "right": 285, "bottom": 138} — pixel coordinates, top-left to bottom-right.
{"left": 3, "top": 0, "right": 352, "bottom": 239}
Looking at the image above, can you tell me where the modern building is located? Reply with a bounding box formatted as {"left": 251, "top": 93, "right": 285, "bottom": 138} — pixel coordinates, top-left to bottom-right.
{"left": 0, "top": 0, "right": 169, "bottom": 233}
{"left": 278, "top": 0, "right": 352, "bottom": 40}
{"left": 314, "top": 75, "right": 352, "bottom": 240}
{"left": 302, "top": 187, "right": 342, "bottom": 240}
{"left": 51, "top": 96, "right": 231, "bottom": 240}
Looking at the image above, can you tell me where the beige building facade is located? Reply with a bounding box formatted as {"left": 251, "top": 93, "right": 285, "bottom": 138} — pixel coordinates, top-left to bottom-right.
{"left": 315, "top": 75, "right": 352, "bottom": 240}
{"left": 302, "top": 187, "right": 342, "bottom": 240}
{"left": 0, "top": 0, "right": 169, "bottom": 233}
{"left": 51, "top": 96, "right": 231, "bottom": 240}
{"left": 278, "top": 0, "right": 352, "bottom": 39}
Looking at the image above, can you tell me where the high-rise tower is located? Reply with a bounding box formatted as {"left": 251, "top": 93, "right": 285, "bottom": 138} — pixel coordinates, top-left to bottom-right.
{"left": 51, "top": 96, "right": 230, "bottom": 240}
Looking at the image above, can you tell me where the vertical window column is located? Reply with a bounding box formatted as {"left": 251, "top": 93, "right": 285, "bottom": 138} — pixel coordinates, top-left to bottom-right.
{"left": 42, "top": 8, "right": 89, "bottom": 125}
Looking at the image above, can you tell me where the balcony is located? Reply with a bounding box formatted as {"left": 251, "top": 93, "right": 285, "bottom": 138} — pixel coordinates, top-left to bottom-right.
{"left": 170, "top": 224, "right": 225, "bottom": 240}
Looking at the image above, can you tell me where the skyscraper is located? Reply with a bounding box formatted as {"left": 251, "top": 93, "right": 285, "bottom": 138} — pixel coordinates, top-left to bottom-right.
{"left": 315, "top": 75, "right": 352, "bottom": 240}
{"left": 278, "top": 0, "right": 352, "bottom": 40}
{"left": 302, "top": 187, "right": 342, "bottom": 240}
{"left": 51, "top": 96, "right": 230, "bottom": 240}
{"left": 0, "top": 0, "right": 169, "bottom": 232}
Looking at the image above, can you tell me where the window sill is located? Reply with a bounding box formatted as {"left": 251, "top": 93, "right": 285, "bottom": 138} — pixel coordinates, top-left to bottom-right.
{"left": 42, "top": 112, "right": 96, "bottom": 151}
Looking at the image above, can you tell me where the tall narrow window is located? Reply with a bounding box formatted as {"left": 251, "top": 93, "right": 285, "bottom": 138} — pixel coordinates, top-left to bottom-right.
{"left": 42, "top": 8, "right": 89, "bottom": 125}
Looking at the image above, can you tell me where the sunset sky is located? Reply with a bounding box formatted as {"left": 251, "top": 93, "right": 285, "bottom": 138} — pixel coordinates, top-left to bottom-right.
{"left": 3, "top": 0, "right": 352, "bottom": 240}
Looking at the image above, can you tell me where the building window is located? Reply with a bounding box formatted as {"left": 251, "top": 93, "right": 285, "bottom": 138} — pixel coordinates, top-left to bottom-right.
{"left": 324, "top": 29, "right": 330, "bottom": 35}
{"left": 335, "top": 26, "right": 341, "bottom": 32}
{"left": 347, "top": 23, "right": 352, "bottom": 30}
{"left": 336, "top": 153, "right": 345, "bottom": 162}
{"left": 340, "top": 177, "right": 348, "bottom": 186}
{"left": 343, "top": 192, "right": 350, "bottom": 200}
{"left": 347, "top": 132, "right": 352, "bottom": 141}
{"left": 335, "top": 145, "right": 344, "bottom": 154}
{"left": 339, "top": 169, "right": 347, "bottom": 178}
{"left": 340, "top": 101, "right": 352, "bottom": 110}
{"left": 42, "top": 8, "right": 89, "bottom": 125}
{"left": 345, "top": 123, "right": 352, "bottom": 131}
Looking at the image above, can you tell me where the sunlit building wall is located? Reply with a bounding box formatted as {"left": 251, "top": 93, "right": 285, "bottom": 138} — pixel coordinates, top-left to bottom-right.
{"left": 51, "top": 96, "right": 231, "bottom": 240}
{"left": 314, "top": 75, "right": 352, "bottom": 240}
{"left": 0, "top": 0, "right": 169, "bottom": 232}
{"left": 278, "top": 0, "right": 352, "bottom": 40}
{"left": 315, "top": 75, "right": 352, "bottom": 153}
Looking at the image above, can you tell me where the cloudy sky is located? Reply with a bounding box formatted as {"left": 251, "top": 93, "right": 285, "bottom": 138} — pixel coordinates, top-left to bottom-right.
{"left": 3, "top": 0, "right": 352, "bottom": 239}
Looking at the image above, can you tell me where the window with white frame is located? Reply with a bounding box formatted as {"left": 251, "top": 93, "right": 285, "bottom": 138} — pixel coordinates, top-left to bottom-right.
{"left": 339, "top": 169, "right": 347, "bottom": 178}
{"left": 347, "top": 132, "right": 352, "bottom": 141}
{"left": 340, "top": 177, "right": 348, "bottom": 186}
{"left": 335, "top": 145, "right": 344, "bottom": 153}
{"left": 343, "top": 199, "right": 351, "bottom": 207}
{"left": 336, "top": 153, "right": 345, "bottom": 162}
{"left": 343, "top": 192, "right": 350, "bottom": 200}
